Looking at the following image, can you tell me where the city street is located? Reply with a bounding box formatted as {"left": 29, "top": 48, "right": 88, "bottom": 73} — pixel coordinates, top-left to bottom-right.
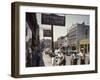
{"left": 42, "top": 51, "right": 90, "bottom": 66}
{"left": 42, "top": 52, "right": 72, "bottom": 66}
{"left": 26, "top": 12, "right": 90, "bottom": 67}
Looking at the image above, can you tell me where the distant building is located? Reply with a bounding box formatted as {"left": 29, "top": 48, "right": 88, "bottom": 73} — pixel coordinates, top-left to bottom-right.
{"left": 67, "top": 22, "right": 89, "bottom": 51}
{"left": 57, "top": 35, "right": 68, "bottom": 48}
{"left": 54, "top": 41, "right": 58, "bottom": 49}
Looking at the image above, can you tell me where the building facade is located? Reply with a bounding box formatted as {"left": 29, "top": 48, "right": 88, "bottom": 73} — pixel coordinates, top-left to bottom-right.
{"left": 67, "top": 22, "right": 89, "bottom": 52}
{"left": 57, "top": 35, "right": 68, "bottom": 48}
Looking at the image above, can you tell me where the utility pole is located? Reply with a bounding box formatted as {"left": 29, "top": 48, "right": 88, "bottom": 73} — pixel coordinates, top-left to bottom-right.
{"left": 51, "top": 24, "right": 54, "bottom": 53}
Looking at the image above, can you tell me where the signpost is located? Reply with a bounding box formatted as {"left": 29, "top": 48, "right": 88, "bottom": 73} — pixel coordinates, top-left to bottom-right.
{"left": 41, "top": 14, "right": 65, "bottom": 52}
{"left": 42, "top": 14, "right": 65, "bottom": 26}
{"left": 43, "top": 30, "right": 52, "bottom": 37}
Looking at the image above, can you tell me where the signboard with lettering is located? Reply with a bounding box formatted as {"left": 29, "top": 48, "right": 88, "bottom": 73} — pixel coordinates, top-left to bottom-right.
{"left": 43, "top": 30, "right": 52, "bottom": 37}
{"left": 41, "top": 14, "right": 65, "bottom": 26}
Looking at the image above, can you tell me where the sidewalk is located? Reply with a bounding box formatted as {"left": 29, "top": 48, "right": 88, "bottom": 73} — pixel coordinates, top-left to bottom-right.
{"left": 65, "top": 55, "right": 72, "bottom": 65}
{"left": 42, "top": 52, "right": 52, "bottom": 66}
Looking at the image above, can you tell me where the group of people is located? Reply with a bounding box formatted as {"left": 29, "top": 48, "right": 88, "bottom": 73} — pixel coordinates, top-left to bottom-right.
{"left": 51, "top": 47, "right": 89, "bottom": 66}
{"left": 71, "top": 50, "right": 85, "bottom": 65}
{"left": 51, "top": 47, "right": 66, "bottom": 66}
{"left": 26, "top": 44, "right": 89, "bottom": 67}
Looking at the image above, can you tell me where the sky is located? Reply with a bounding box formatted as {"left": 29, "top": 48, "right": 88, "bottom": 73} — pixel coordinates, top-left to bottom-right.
{"left": 36, "top": 13, "right": 89, "bottom": 41}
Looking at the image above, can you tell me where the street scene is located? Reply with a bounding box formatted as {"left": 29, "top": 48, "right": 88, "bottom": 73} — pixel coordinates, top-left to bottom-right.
{"left": 25, "top": 12, "right": 90, "bottom": 67}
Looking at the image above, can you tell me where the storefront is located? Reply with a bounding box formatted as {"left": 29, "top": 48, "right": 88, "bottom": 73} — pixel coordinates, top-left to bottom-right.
{"left": 79, "top": 39, "right": 89, "bottom": 54}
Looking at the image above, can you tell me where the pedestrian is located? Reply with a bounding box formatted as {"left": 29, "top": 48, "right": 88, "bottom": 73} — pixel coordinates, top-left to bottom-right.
{"left": 85, "top": 52, "right": 90, "bottom": 64}
{"left": 26, "top": 47, "right": 32, "bottom": 67}
{"left": 58, "top": 47, "right": 66, "bottom": 66}
{"left": 51, "top": 54, "right": 56, "bottom": 66}
{"left": 79, "top": 50, "right": 85, "bottom": 64}
{"left": 71, "top": 52, "right": 78, "bottom": 65}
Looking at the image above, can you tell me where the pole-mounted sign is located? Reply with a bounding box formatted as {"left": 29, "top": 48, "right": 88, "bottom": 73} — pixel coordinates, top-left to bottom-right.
{"left": 41, "top": 14, "right": 65, "bottom": 26}
{"left": 43, "top": 30, "right": 52, "bottom": 37}
{"left": 41, "top": 13, "right": 65, "bottom": 52}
